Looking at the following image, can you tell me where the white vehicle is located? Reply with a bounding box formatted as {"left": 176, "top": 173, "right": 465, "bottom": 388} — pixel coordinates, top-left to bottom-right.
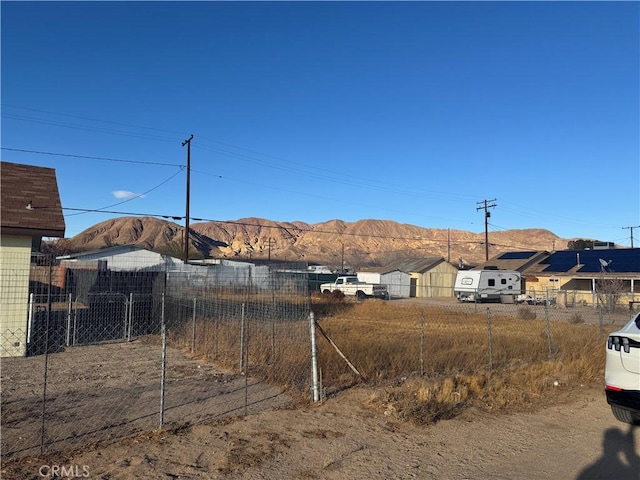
{"left": 454, "top": 269, "right": 521, "bottom": 303}
{"left": 605, "top": 311, "right": 640, "bottom": 425}
{"left": 321, "top": 276, "right": 389, "bottom": 300}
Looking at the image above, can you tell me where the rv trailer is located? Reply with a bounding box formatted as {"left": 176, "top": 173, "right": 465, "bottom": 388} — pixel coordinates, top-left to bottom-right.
{"left": 454, "top": 269, "right": 521, "bottom": 303}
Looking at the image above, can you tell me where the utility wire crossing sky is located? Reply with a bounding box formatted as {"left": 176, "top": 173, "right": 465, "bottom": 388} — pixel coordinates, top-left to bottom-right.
{"left": 1, "top": 1, "right": 638, "bottom": 245}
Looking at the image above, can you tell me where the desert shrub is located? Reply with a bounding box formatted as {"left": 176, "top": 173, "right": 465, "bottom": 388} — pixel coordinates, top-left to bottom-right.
{"left": 330, "top": 290, "right": 346, "bottom": 302}
{"left": 517, "top": 306, "right": 536, "bottom": 320}
{"left": 569, "top": 313, "right": 584, "bottom": 324}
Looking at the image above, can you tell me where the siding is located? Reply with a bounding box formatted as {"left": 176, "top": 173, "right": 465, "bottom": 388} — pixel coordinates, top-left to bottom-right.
{"left": 0, "top": 236, "right": 32, "bottom": 357}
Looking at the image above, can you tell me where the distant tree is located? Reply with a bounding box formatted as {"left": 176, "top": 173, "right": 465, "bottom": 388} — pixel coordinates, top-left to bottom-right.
{"left": 596, "top": 275, "right": 626, "bottom": 314}
{"left": 40, "top": 238, "right": 72, "bottom": 257}
{"left": 567, "top": 239, "right": 595, "bottom": 250}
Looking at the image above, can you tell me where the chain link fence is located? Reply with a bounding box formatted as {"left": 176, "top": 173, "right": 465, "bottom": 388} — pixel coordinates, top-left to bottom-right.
{"left": 2, "top": 253, "right": 636, "bottom": 462}
{"left": 309, "top": 291, "right": 637, "bottom": 399}
{"left": 1, "top": 255, "right": 310, "bottom": 460}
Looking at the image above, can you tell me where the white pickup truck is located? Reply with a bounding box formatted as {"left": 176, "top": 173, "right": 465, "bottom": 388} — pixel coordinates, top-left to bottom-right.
{"left": 320, "top": 276, "right": 389, "bottom": 300}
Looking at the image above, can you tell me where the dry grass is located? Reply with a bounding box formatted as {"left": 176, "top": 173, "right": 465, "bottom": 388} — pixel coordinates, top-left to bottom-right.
{"left": 172, "top": 296, "right": 615, "bottom": 426}
{"left": 315, "top": 299, "right": 614, "bottom": 424}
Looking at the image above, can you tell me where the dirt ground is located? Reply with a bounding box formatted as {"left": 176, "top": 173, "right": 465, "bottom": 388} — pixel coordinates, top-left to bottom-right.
{"left": 2, "top": 309, "right": 639, "bottom": 480}
{"left": 0, "top": 339, "right": 290, "bottom": 464}
{"left": 3, "top": 382, "right": 640, "bottom": 479}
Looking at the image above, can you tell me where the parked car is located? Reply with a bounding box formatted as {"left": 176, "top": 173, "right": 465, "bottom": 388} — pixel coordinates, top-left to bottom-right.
{"left": 320, "top": 276, "right": 389, "bottom": 300}
{"left": 516, "top": 294, "right": 535, "bottom": 305}
{"left": 516, "top": 294, "right": 555, "bottom": 306}
{"left": 605, "top": 311, "right": 640, "bottom": 425}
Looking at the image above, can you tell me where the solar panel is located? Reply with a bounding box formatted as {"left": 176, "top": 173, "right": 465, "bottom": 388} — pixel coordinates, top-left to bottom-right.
{"left": 541, "top": 251, "right": 580, "bottom": 272}
{"left": 541, "top": 249, "right": 640, "bottom": 273}
{"left": 498, "top": 251, "right": 537, "bottom": 260}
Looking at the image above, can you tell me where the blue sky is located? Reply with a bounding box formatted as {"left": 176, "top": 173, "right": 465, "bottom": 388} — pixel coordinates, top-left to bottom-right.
{"left": 2, "top": 1, "right": 639, "bottom": 246}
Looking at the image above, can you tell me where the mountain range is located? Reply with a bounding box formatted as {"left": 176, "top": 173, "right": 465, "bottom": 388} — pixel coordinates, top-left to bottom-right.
{"left": 53, "top": 216, "right": 572, "bottom": 268}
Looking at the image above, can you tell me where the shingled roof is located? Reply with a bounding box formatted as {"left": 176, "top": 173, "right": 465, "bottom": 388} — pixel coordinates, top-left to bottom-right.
{"left": 1, "top": 161, "right": 66, "bottom": 238}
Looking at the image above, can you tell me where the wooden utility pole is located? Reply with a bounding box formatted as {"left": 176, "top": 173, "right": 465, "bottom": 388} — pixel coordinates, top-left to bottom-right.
{"left": 477, "top": 199, "right": 497, "bottom": 261}
{"left": 623, "top": 225, "right": 640, "bottom": 248}
{"left": 182, "top": 134, "right": 194, "bottom": 264}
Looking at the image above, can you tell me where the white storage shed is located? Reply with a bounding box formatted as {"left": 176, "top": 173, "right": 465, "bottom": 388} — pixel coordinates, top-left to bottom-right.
{"left": 357, "top": 268, "right": 411, "bottom": 298}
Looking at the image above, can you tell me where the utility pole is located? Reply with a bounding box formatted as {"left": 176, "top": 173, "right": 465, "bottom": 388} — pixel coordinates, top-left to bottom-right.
{"left": 477, "top": 199, "right": 497, "bottom": 261}
{"left": 182, "top": 134, "right": 194, "bottom": 264}
{"left": 623, "top": 225, "right": 640, "bottom": 248}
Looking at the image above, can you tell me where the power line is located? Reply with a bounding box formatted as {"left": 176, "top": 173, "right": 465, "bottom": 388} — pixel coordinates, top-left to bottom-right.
{"left": 1, "top": 103, "right": 190, "bottom": 137}
{"left": 7, "top": 105, "right": 623, "bottom": 237}
{"left": 622, "top": 225, "right": 640, "bottom": 248}
{"left": 58, "top": 206, "right": 513, "bottom": 249}
{"left": 2, "top": 112, "right": 184, "bottom": 144}
{"left": 3, "top": 143, "right": 474, "bottom": 228}
{"left": 3, "top": 105, "right": 474, "bottom": 203}
{"left": 1, "top": 147, "right": 184, "bottom": 167}
{"left": 66, "top": 167, "right": 185, "bottom": 216}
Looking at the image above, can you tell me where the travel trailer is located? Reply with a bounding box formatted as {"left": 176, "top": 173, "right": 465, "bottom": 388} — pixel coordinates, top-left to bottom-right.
{"left": 454, "top": 269, "right": 522, "bottom": 303}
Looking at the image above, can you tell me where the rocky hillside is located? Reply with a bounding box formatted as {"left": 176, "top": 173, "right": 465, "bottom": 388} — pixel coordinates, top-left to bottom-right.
{"left": 55, "top": 216, "right": 568, "bottom": 268}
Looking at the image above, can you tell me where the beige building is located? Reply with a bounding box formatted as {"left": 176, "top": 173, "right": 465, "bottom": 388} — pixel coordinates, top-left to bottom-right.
{"left": 1, "top": 161, "right": 65, "bottom": 357}
{"left": 395, "top": 257, "right": 459, "bottom": 298}
{"left": 477, "top": 249, "right": 640, "bottom": 308}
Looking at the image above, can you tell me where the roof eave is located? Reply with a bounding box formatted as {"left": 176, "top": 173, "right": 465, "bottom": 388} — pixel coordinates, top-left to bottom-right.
{"left": 1, "top": 226, "right": 65, "bottom": 238}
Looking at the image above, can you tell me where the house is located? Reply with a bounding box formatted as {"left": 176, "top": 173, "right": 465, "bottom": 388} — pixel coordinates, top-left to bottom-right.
{"left": 1, "top": 161, "right": 66, "bottom": 357}
{"left": 477, "top": 248, "right": 640, "bottom": 307}
{"left": 58, "top": 245, "right": 183, "bottom": 271}
{"left": 357, "top": 267, "right": 411, "bottom": 298}
{"left": 395, "top": 257, "right": 459, "bottom": 298}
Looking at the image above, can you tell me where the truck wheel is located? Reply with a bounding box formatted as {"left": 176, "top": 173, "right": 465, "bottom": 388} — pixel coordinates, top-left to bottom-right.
{"left": 356, "top": 291, "right": 366, "bottom": 300}
{"left": 323, "top": 289, "right": 331, "bottom": 295}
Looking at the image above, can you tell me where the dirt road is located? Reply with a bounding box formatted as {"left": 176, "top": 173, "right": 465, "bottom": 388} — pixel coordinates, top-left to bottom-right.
{"left": 4, "top": 385, "right": 638, "bottom": 479}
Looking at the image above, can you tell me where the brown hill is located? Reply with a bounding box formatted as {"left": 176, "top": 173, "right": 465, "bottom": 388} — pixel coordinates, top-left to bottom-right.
{"left": 55, "top": 216, "right": 569, "bottom": 268}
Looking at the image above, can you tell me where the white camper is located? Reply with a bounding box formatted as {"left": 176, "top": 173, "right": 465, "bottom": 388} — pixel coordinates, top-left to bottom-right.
{"left": 454, "top": 269, "right": 521, "bottom": 303}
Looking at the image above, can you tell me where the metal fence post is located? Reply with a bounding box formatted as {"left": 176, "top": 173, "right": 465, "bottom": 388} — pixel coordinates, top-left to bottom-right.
{"left": 72, "top": 295, "right": 78, "bottom": 346}
{"left": 544, "top": 302, "right": 553, "bottom": 357}
{"left": 486, "top": 307, "right": 493, "bottom": 370}
{"left": 420, "top": 312, "right": 425, "bottom": 376}
{"left": 240, "top": 302, "right": 246, "bottom": 373}
{"left": 66, "top": 293, "right": 72, "bottom": 347}
{"left": 160, "top": 294, "right": 167, "bottom": 428}
{"left": 123, "top": 295, "right": 129, "bottom": 341}
{"left": 40, "top": 257, "right": 53, "bottom": 454}
{"left": 27, "top": 292, "right": 34, "bottom": 345}
{"left": 243, "top": 310, "right": 249, "bottom": 417}
{"left": 127, "top": 293, "right": 134, "bottom": 342}
{"left": 191, "top": 297, "right": 197, "bottom": 354}
{"left": 598, "top": 307, "right": 605, "bottom": 336}
{"left": 309, "top": 311, "right": 320, "bottom": 402}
